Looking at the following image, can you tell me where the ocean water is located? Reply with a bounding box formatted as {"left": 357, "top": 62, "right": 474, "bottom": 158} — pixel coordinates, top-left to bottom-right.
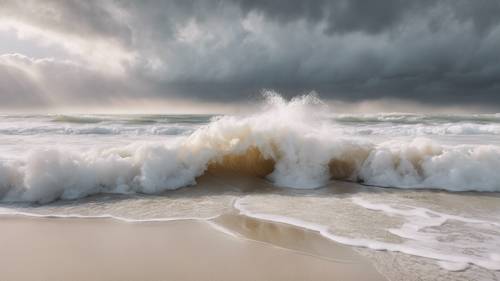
{"left": 1, "top": 93, "right": 499, "bottom": 280}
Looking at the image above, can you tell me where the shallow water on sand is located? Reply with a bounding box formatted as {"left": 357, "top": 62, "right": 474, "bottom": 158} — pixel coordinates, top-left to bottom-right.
{"left": 2, "top": 172, "right": 500, "bottom": 281}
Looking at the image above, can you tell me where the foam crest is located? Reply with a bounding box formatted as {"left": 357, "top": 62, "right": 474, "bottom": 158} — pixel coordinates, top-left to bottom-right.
{"left": 185, "top": 91, "right": 337, "bottom": 188}
{"left": 358, "top": 139, "right": 500, "bottom": 191}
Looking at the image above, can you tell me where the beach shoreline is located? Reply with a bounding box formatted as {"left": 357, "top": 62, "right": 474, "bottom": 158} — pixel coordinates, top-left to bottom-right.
{"left": 0, "top": 213, "right": 387, "bottom": 281}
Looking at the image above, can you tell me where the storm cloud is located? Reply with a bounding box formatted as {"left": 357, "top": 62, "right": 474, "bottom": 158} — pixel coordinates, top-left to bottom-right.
{"left": 0, "top": 0, "right": 499, "bottom": 110}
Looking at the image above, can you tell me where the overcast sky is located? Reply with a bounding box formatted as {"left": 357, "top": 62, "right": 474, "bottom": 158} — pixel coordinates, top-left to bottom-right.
{"left": 0, "top": 0, "right": 499, "bottom": 112}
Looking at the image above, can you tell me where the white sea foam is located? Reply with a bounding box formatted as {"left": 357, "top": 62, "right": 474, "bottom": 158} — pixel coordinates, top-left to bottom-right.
{"left": 351, "top": 198, "right": 500, "bottom": 271}
{"left": 1, "top": 92, "right": 500, "bottom": 203}
{"left": 234, "top": 196, "right": 500, "bottom": 271}
{"left": 0, "top": 206, "right": 216, "bottom": 223}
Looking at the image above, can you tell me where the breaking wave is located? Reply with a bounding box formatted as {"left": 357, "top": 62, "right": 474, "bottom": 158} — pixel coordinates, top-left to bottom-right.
{"left": 1, "top": 92, "right": 500, "bottom": 203}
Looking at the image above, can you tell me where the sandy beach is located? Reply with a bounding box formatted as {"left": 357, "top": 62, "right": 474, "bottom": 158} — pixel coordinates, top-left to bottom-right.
{"left": 0, "top": 214, "right": 387, "bottom": 281}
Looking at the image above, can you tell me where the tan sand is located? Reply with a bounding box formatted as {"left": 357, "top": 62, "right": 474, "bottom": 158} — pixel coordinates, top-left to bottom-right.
{"left": 0, "top": 215, "right": 387, "bottom": 281}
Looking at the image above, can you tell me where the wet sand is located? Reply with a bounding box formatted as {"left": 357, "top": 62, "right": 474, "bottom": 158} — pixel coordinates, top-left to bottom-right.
{"left": 0, "top": 215, "right": 387, "bottom": 281}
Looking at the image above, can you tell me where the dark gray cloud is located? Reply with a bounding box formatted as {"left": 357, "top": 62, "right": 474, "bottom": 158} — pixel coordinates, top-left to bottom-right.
{"left": 0, "top": 0, "right": 499, "bottom": 110}
{"left": 235, "top": 0, "right": 428, "bottom": 34}
{"left": 235, "top": 0, "right": 500, "bottom": 34}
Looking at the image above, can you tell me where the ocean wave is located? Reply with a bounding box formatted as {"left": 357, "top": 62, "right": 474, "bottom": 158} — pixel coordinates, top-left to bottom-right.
{"left": 338, "top": 123, "right": 500, "bottom": 136}
{"left": 1, "top": 92, "right": 500, "bottom": 203}
{"left": 50, "top": 114, "right": 214, "bottom": 125}
{"left": 0, "top": 125, "right": 194, "bottom": 136}
{"left": 52, "top": 115, "right": 108, "bottom": 124}
{"left": 334, "top": 113, "right": 500, "bottom": 125}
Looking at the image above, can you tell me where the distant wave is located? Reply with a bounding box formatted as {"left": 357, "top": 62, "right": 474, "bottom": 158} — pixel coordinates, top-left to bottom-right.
{"left": 337, "top": 123, "right": 500, "bottom": 136}
{"left": 334, "top": 113, "right": 500, "bottom": 125}
{"left": 0, "top": 125, "right": 195, "bottom": 136}
{"left": 1, "top": 93, "right": 500, "bottom": 203}
{"left": 50, "top": 114, "right": 214, "bottom": 125}
{"left": 2, "top": 112, "right": 500, "bottom": 137}
{"left": 52, "top": 115, "right": 108, "bottom": 124}
{"left": 2, "top": 123, "right": 500, "bottom": 136}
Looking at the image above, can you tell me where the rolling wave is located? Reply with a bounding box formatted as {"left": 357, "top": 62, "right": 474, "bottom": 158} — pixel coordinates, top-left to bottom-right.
{"left": 1, "top": 93, "right": 499, "bottom": 203}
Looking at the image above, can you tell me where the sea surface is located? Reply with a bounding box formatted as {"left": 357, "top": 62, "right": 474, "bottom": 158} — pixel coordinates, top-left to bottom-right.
{"left": 0, "top": 93, "right": 499, "bottom": 280}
